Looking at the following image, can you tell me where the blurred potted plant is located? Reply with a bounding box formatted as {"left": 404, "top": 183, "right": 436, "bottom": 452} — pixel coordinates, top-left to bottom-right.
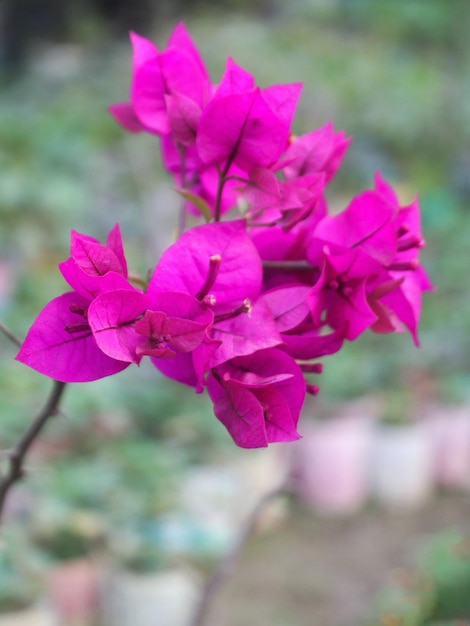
{"left": 30, "top": 457, "right": 112, "bottom": 626}
{"left": 421, "top": 531, "right": 470, "bottom": 622}
{"left": 94, "top": 438, "right": 200, "bottom": 626}
{"left": 101, "top": 523, "right": 200, "bottom": 626}
{"left": 371, "top": 388, "right": 434, "bottom": 510}
{"left": 365, "top": 566, "right": 435, "bottom": 626}
{"left": 0, "top": 535, "right": 51, "bottom": 626}
{"left": 366, "top": 531, "right": 470, "bottom": 625}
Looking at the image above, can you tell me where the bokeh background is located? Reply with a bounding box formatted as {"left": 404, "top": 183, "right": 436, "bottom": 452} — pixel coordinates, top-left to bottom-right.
{"left": 1, "top": 1, "right": 470, "bottom": 625}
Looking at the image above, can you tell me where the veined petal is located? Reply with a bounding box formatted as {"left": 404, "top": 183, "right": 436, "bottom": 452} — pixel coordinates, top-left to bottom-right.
{"left": 16, "top": 292, "right": 129, "bottom": 382}
{"left": 88, "top": 289, "right": 150, "bottom": 363}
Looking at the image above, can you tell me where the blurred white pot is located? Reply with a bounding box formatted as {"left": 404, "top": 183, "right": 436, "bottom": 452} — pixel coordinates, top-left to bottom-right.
{"left": 371, "top": 422, "right": 433, "bottom": 510}
{"left": 100, "top": 567, "right": 200, "bottom": 626}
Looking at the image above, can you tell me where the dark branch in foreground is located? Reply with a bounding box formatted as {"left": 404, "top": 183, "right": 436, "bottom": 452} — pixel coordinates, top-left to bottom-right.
{"left": 0, "top": 379, "right": 67, "bottom": 521}
{"left": 190, "top": 483, "right": 287, "bottom": 626}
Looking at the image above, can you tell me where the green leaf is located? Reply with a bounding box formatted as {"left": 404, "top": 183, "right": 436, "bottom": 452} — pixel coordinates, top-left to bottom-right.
{"left": 176, "top": 189, "right": 213, "bottom": 222}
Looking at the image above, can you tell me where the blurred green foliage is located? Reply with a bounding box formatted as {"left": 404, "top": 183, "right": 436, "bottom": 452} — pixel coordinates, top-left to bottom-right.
{"left": 367, "top": 530, "right": 470, "bottom": 624}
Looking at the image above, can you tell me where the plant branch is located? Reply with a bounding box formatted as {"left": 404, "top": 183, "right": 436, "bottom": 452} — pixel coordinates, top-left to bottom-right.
{"left": 0, "top": 379, "right": 67, "bottom": 521}
{"left": 263, "top": 259, "right": 315, "bottom": 271}
{"left": 190, "top": 482, "right": 288, "bottom": 626}
{"left": 0, "top": 320, "right": 22, "bottom": 348}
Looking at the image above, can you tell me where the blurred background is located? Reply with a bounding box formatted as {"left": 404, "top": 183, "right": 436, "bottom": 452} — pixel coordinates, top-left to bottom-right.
{"left": 1, "top": 0, "right": 470, "bottom": 624}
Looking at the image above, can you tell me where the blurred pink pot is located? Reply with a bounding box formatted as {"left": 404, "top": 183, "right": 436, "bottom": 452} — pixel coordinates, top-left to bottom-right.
{"left": 47, "top": 558, "right": 101, "bottom": 626}
{"left": 293, "top": 415, "right": 372, "bottom": 515}
{"left": 371, "top": 422, "right": 433, "bottom": 510}
{"left": 423, "top": 405, "right": 470, "bottom": 489}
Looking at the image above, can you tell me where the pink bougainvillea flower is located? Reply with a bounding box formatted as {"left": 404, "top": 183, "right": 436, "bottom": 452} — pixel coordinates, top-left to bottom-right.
{"left": 283, "top": 122, "right": 351, "bottom": 184}
{"left": 244, "top": 167, "right": 325, "bottom": 230}
{"left": 110, "top": 23, "right": 211, "bottom": 138}
{"left": 207, "top": 348, "right": 305, "bottom": 448}
{"left": 59, "top": 224, "right": 134, "bottom": 300}
{"left": 207, "top": 298, "right": 282, "bottom": 369}
{"left": 88, "top": 289, "right": 214, "bottom": 364}
{"left": 364, "top": 173, "right": 434, "bottom": 345}
{"left": 313, "top": 190, "right": 397, "bottom": 265}
{"left": 87, "top": 289, "right": 150, "bottom": 363}
{"left": 197, "top": 58, "right": 302, "bottom": 171}
{"left": 262, "top": 284, "right": 344, "bottom": 359}
{"left": 307, "top": 245, "right": 381, "bottom": 341}
{"left": 16, "top": 224, "right": 138, "bottom": 382}
{"left": 152, "top": 291, "right": 281, "bottom": 390}
{"left": 16, "top": 292, "right": 130, "bottom": 382}
{"left": 142, "top": 290, "right": 214, "bottom": 358}
{"left": 262, "top": 284, "right": 311, "bottom": 333}
{"left": 148, "top": 220, "right": 262, "bottom": 313}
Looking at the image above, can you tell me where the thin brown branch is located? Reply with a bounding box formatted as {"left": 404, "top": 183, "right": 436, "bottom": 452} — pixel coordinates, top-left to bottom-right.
{"left": 0, "top": 320, "right": 22, "bottom": 349}
{"left": 190, "top": 483, "right": 287, "bottom": 626}
{"left": 0, "top": 380, "right": 67, "bottom": 521}
{"left": 262, "top": 259, "right": 314, "bottom": 271}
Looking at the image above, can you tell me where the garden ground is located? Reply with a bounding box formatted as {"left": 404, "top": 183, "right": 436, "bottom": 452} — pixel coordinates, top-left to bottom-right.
{"left": 209, "top": 493, "right": 470, "bottom": 626}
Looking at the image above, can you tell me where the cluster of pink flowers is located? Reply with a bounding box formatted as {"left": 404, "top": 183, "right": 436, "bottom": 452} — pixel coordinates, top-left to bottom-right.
{"left": 17, "top": 24, "right": 432, "bottom": 449}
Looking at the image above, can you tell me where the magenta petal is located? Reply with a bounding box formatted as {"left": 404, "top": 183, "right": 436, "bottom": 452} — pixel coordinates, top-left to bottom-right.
{"left": 70, "top": 230, "right": 126, "bottom": 277}
{"left": 160, "top": 48, "right": 208, "bottom": 108}
{"left": 166, "top": 92, "right": 201, "bottom": 146}
{"left": 253, "top": 386, "right": 300, "bottom": 443}
{"left": 153, "top": 351, "right": 198, "bottom": 388}
{"left": 208, "top": 300, "right": 282, "bottom": 369}
{"left": 261, "top": 82, "right": 303, "bottom": 134}
{"left": 148, "top": 221, "right": 262, "bottom": 311}
{"left": 153, "top": 334, "right": 220, "bottom": 391}
{"left": 262, "top": 284, "right": 311, "bottom": 332}
{"left": 381, "top": 272, "right": 423, "bottom": 346}
{"left": 232, "top": 348, "right": 306, "bottom": 424}
{"left": 283, "top": 122, "right": 351, "bottom": 184}
{"left": 215, "top": 57, "right": 255, "bottom": 99}
{"left": 328, "top": 279, "right": 378, "bottom": 340}
{"left": 207, "top": 376, "right": 268, "bottom": 448}
{"left": 108, "top": 102, "right": 145, "bottom": 133}
{"left": 167, "top": 22, "right": 211, "bottom": 86}
{"left": 315, "top": 191, "right": 397, "bottom": 265}
{"left": 59, "top": 259, "right": 134, "bottom": 300}
{"left": 132, "top": 61, "right": 169, "bottom": 134}
{"left": 148, "top": 291, "right": 212, "bottom": 324}
{"left": 244, "top": 167, "right": 281, "bottom": 215}
{"left": 106, "top": 224, "right": 128, "bottom": 277}
{"left": 88, "top": 290, "right": 149, "bottom": 363}
{"left": 281, "top": 325, "right": 345, "bottom": 360}
{"left": 135, "top": 308, "right": 209, "bottom": 354}
{"left": 197, "top": 89, "right": 288, "bottom": 170}
{"left": 130, "top": 31, "right": 159, "bottom": 70}
{"left": 16, "top": 292, "right": 129, "bottom": 382}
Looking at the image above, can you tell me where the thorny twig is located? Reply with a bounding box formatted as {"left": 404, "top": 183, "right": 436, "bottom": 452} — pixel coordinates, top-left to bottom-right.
{"left": 0, "top": 321, "right": 67, "bottom": 521}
